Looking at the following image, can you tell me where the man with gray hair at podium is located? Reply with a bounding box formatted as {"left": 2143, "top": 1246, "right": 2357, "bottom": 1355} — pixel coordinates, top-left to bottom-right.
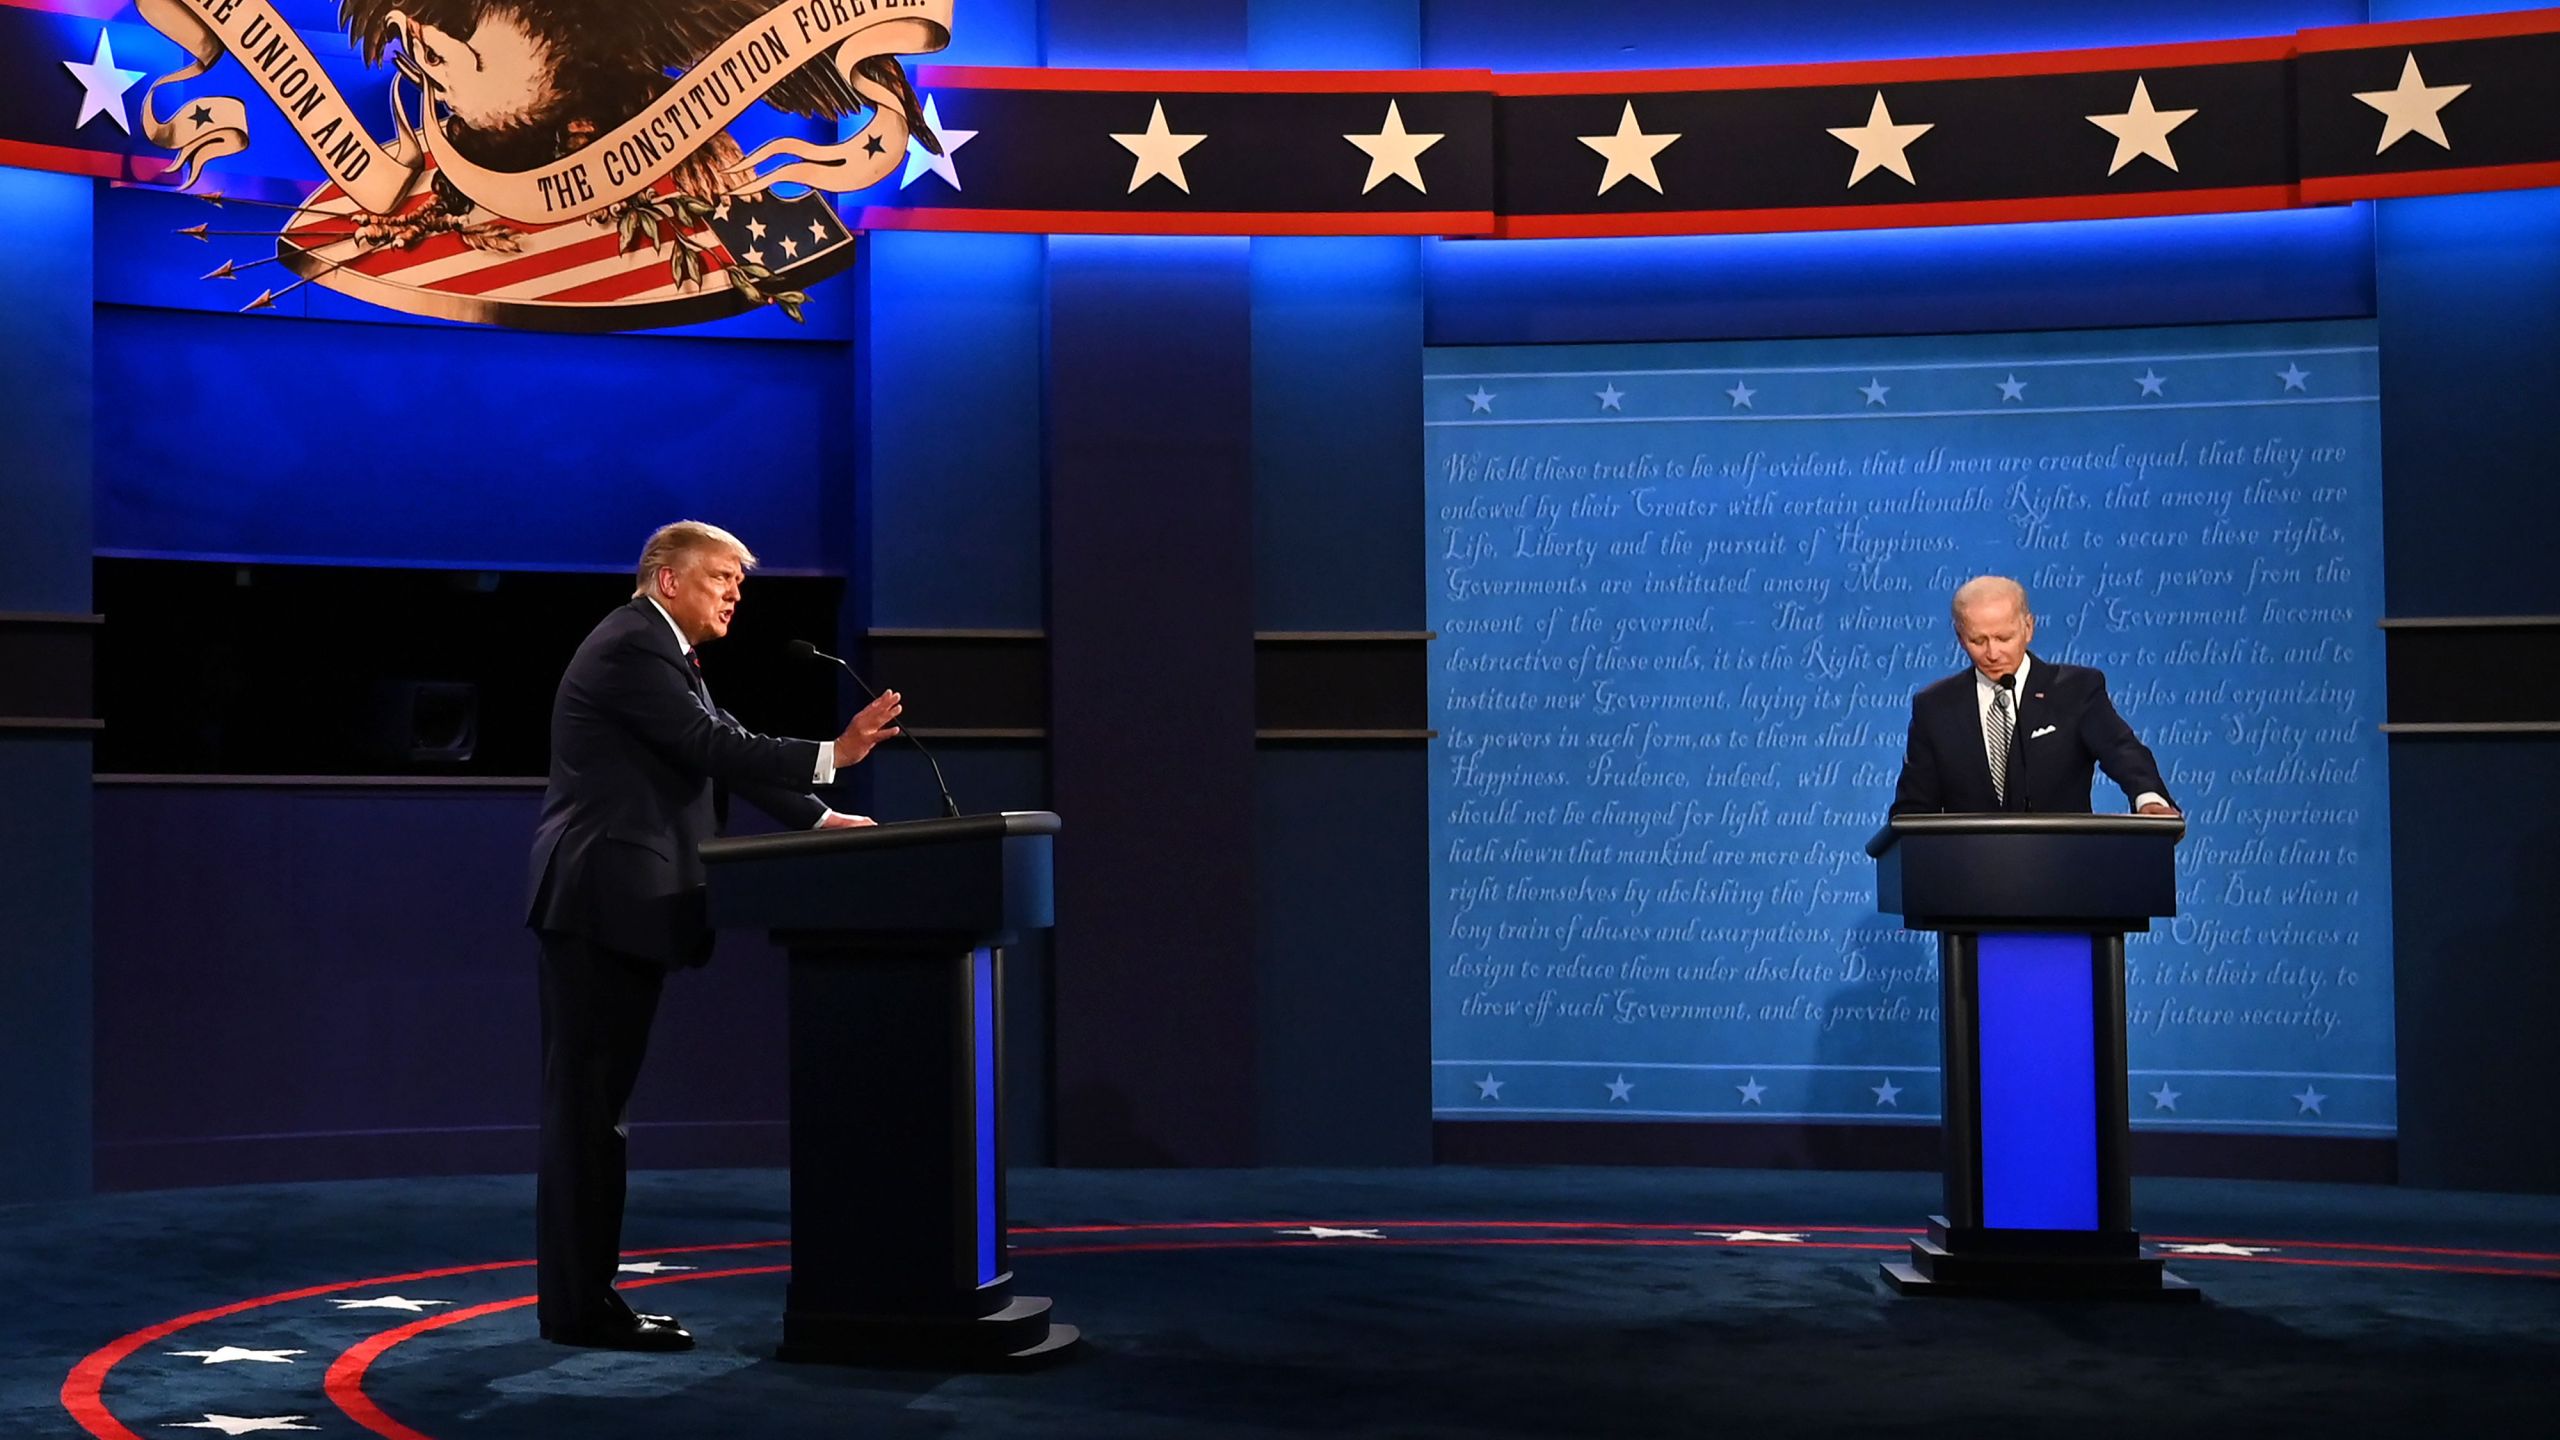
{"left": 524, "top": 520, "right": 904, "bottom": 1352}
{"left": 1889, "top": 575, "right": 2178, "bottom": 818}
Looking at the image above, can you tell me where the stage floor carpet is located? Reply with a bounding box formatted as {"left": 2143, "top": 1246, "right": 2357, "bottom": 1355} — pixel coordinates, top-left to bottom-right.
{"left": 8, "top": 1166, "right": 2556, "bottom": 1439}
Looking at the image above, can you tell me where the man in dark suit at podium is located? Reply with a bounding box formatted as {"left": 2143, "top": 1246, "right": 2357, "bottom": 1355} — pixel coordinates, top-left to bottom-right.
{"left": 1890, "top": 575, "right": 2177, "bottom": 817}
{"left": 526, "top": 520, "right": 903, "bottom": 1351}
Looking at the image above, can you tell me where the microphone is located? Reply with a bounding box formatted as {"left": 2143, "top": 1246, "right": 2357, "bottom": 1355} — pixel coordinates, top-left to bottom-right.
{"left": 788, "top": 639, "right": 962, "bottom": 819}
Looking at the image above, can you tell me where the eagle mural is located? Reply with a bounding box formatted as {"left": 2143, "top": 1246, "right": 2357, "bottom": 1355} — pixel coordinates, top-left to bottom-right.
{"left": 135, "top": 0, "right": 955, "bottom": 329}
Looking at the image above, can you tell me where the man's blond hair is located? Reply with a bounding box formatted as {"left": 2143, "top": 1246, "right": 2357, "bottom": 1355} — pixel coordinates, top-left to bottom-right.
{"left": 633, "top": 521, "right": 757, "bottom": 598}
{"left": 1951, "top": 574, "right": 2030, "bottom": 623}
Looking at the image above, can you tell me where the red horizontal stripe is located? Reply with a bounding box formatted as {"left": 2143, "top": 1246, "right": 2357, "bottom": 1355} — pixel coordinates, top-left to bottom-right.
{"left": 857, "top": 206, "right": 1496, "bottom": 236}
{"left": 0, "top": 138, "right": 158, "bottom": 182}
{"left": 1496, "top": 184, "right": 2302, "bottom": 238}
{"left": 2300, "top": 6, "right": 2560, "bottom": 54}
{"left": 431, "top": 230, "right": 628, "bottom": 296}
{"left": 544, "top": 254, "right": 701, "bottom": 305}
{"left": 2301, "top": 159, "right": 2560, "bottom": 203}
{"left": 919, "top": 64, "right": 1496, "bottom": 94}
{"left": 1494, "top": 34, "right": 2297, "bottom": 96}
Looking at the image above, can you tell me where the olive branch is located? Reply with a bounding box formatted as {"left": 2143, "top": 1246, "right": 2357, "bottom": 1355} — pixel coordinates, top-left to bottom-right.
{"left": 607, "top": 191, "right": 810, "bottom": 324}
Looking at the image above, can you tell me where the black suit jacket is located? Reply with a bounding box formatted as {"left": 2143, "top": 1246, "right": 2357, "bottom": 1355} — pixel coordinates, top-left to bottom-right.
{"left": 526, "top": 598, "right": 828, "bottom": 966}
{"left": 1889, "top": 654, "right": 2170, "bottom": 815}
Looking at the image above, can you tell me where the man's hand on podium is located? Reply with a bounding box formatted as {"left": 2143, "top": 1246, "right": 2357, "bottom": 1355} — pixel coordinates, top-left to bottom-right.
{"left": 2138, "top": 801, "right": 2179, "bottom": 816}
{"left": 818, "top": 811, "right": 877, "bottom": 829}
{"left": 832, "top": 690, "right": 903, "bottom": 770}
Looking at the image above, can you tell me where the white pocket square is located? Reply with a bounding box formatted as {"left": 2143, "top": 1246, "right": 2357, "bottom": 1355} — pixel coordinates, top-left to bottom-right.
{"left": 2029, "top": 724, "right": 2057, "bottom": 739}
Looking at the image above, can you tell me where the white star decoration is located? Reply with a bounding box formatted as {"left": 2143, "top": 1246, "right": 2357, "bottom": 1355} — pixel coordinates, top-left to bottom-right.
{"left": 1698, "top": 1230, "right": 1806, "bottom": 1243}
{"left": 1606, "top": 1074, "right": 1635, "bottom": 1102}
{"left": 329, "top": 1296, "right": 451, "bottom": 1313}
{"left": 746, "top": 217, "right": 768, "bottom": 240}
{"left": 2160, "top": 1242, "right": 2277, "bottom": 1257}
{"left": 617, "top": 1261, "right": 697, "bottom": 1275}
{"left": 1345, "top": 100, "right": 1444, "bottom": 195}
{"left": 780, "top": 235, "right": 801, "bottom": 258}
{"left": 2149, "top": 1082, "right": 2182, "bottom": 1111}
{"left": 2278, "top": 362, "right": 2311, "bottom": 391}
{"left": 1828, "top": 92, "right": 1932, "bottom": 187}
{"left": 2086, "top": 78, "right": 2197, "bottom": 175}
{"left": 1113, "top": 100, "right": 1206, "bottom": 194}
{"left": 1997, "top": 374, "right": 2028, "bottom": 402}
{"left": 1475, "top": 1073, "right": 1504, "bottom": 1099}
{"left": 1859, "top": 378, "right": 1891, "bottom": 406}
{"left": 164, "top": 1419, "right": 318, "bottom": 1436}
{"left": 2135, "top": 368, "right": 2167, "bottom": 396}
{"left": 1579, "top": 102, "right": 1681, "bottom": 196}
{"left": 2355, "top": 53, "right": 2468, "bottom": 154}
{"left": 1596, "top": 383, "right": 1626, "bottom": 412}
{"left": 1278, "top": 1226, "right": 1385, "bottom": 1239}
{"left": 2292, "top": 1084, "right": 2327, "bottom": 1115}
{"left": 63, "top": 30, "right": 144, "bottom": 135}
{"left": 1870, "top": 1078, "right": 1902, "bottom": 1107}
{"left": 1736, "top": 1077, "right": 1767, "bottom": 1105}
{"left": 808, "top": 219, "right": 830, "bottom": 243}
{"left": 168, "top": 1348, "right": 305, "bottom": 1366}
{"left": 1465, "top": 387, "right": 1495, "bottom": 413}
{"left": 899, "top": 95, "right": 977, "bottom": 191}
{"left": 1725, "top": 380, "right": 1757, "bottom": 409}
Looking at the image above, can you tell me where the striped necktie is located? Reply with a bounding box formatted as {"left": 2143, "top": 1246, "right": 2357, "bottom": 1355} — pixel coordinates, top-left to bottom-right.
{"left": 1987, "top": 685, "right": 2014, "bottom": 807}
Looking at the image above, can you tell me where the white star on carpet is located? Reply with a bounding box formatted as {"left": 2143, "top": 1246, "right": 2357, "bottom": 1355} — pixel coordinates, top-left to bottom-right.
{"left": 1828, "top": 92, "right": 1932, "bottom": 187}
{"left": 1997, "top": 374, "right": 2028, "bottom": 402}
{"left": 1859, "top": 378, "right": 1891, "bottom": 406}
{"left": 1698, "top": 1230, "right": 1806, "bottom": 1243}
{"left": 1606, "top": 1074, "right": 1635, "bottom": 1102}
{"left": 1579, "top": 102, "right": 1681, "bottom": 195}
{"left": 617, "top": 1261, "right": 697, "bottom": 1275}
{"left": 1113, "top": 100, "right": 1206, "bottom": 194}
{"left": 329, "top": 1296, "right": 451, "bottom": 1313}
{"left": 1736, "top": 1077, "right": 1766, "bottom": 1105}
{"left": 1465, "top": 387, "right": 1495, "bottom": 413}
{"left": 168, "top": 1348, "right": 305, "bottom": 1366}
{"left": 2292, "top": 1084, "right": 2327, "bottom": 1115}
{"left": 1725, "top": 380, "right": 1756, "bottom": 409}
{"left": 900, "top": 95, "right": 977, "bottom": 191}
{"left": 1345, "top": 100, "right": 1444, "bottom": 195}
{"left": 63, "top": 30, "right": 145, "bottom": 135}
{"left": 1277, "top": 1226, "right": 1385, "bottom": 1239}
{"left": 2160, "top": 1242, "right": 2276, "bottom": 1257}
{"left": 1475, "top": 1073, "right": 1504, "bottom": 1100}
{"left": 2135, "top": 368, "right": 2167, "bottom": 396}
{"left": 163, "top": 1419, "right": 318, "bottom": 1436}
{"left": 2278, "top": 362, "right": 2311, "bottom": 391}
{"left": 2086, "top": 78, "right": 2197, "bottom": 175}
{"left": 2149, "top": 1082, "right": 2182, "bottom": 1111}
{"left": 1597, "top": 383, "right": 1626, "bottom": 412}
{"left": 1870, "top": 1078, "right": 1902, "bottom": 1107}
{"left": 2355, "top": 53, "right": 2469, "bottom": 154}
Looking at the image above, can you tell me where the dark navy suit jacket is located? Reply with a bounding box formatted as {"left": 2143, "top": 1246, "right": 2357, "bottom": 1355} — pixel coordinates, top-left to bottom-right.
{"left": 526, "top": 597, "right": 827, "bottom": 967}
{"left": 1889, "top": 653, "right": 2170, "bottom": 815}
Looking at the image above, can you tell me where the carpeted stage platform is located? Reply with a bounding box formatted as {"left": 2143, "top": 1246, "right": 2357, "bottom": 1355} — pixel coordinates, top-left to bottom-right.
{"left": 9, "top": 1167, "right": 2555, "bottom": 1439}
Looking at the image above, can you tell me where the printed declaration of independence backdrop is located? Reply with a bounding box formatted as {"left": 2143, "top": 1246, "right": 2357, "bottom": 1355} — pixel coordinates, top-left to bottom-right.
{"left": 1426, "top": 320, "right": 2392, "bottom": 1138}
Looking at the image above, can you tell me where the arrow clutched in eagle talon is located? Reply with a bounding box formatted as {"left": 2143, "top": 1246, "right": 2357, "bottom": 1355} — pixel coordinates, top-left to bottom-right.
{"left": 203, "top": 259, "right": 237, "bottom": 280}
{"left": 240, "top": 288, "right": 278, "bottom": 312}
{"left": 179, "top": 222, "right": 209, "bottom": 240}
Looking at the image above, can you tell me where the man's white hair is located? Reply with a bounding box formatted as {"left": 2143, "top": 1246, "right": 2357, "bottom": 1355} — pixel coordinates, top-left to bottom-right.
{"left": 633, "top": 520, "right": 757, "bottom": 598}
{"left": 1951, "top": 574, "right": 2031, "bottom": 622}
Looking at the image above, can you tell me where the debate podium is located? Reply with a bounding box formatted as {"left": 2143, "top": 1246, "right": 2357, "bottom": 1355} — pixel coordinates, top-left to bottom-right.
{"left": 701, "top": 810, "right": 1080, "bottom": 1363}
{"left": 1866, "top": 813, "right": 2198, "bottom": 1301}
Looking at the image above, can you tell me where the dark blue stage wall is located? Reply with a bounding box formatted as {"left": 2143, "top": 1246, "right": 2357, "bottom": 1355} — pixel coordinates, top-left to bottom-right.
{"left": 22, "top": 0, "right": 2560, "bottom": 1191}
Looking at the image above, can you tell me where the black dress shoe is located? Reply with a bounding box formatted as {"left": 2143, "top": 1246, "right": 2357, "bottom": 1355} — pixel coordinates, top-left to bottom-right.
{"left": 542, "top": 1313, "right": 695, "bottom": 1351}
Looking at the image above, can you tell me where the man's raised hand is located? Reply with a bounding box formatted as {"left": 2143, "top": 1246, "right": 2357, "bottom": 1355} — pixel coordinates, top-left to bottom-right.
{"left": 832, "top": 689, "right": 902, "bottom": 770}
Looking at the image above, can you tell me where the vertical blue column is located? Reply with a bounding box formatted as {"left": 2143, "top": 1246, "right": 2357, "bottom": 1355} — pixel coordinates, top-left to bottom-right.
{"left": 973, "top": 946, "right": 1001, "bottom": 1283}
{"left": 1974, "top": 934, "right": 2099, "bottom": 1231}
{"left": 0, "top": 167, "right": 97, "bottom": 1202}
{"left": 1042, "top": 0, "right": 1260, "bottom": 1167}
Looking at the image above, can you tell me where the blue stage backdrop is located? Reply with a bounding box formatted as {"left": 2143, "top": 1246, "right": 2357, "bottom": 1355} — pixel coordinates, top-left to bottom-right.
{"left": 1425, "top": 319, "right": 2393, "bottom": 1139}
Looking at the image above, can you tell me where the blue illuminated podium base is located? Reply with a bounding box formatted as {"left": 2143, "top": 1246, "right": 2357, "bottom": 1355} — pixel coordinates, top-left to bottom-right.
{"left": 1867, "top": 815, "right": 2195, "bottom": 1303}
